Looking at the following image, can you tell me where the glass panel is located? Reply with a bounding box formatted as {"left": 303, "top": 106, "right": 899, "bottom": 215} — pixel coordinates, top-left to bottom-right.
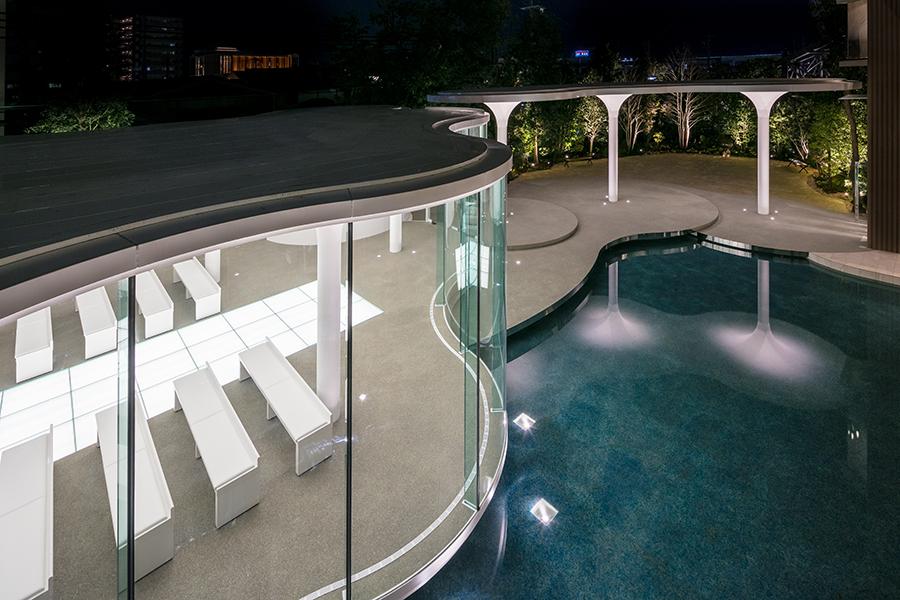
{"left": 479, "top": 178, "right": 508, "bottom": 505}
{"left": 349, "top": 207, "right": 471, "bottom": 598}
{"left": 0, "top": 277, "right": 130, "bottom": 599}
{"left": 127, "top": 228, "right": 347, "bottom": 599}
{"left": 458, "top": 193, "right": 481, "bottom": 511}
{"left": 116, "top": 277, "right": 132, "bottom": 599}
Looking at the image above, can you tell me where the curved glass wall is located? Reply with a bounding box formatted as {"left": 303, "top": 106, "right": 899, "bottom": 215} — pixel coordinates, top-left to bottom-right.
{"left": 0, "top": 277, "right": 132, "bottom": 599}
{"left": 0, "top": 181, "right": 506, "bottom": 599}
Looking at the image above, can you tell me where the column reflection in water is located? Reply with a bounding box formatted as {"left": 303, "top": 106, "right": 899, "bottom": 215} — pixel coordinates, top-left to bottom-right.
{"left": 578, "top": 260, "right": 649, "bottom": 349}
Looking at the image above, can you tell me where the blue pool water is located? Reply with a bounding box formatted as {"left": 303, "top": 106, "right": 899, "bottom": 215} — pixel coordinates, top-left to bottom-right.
{"left": 416, "top": 239, "right": 900, "bottom": 599}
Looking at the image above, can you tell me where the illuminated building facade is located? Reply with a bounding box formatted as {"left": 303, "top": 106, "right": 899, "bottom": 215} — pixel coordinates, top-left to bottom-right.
{"left": 193, "top": 47, "right": 298, "bottom": 77}
{"left": 107, "top": 15, "right": 184, "bottom": 81}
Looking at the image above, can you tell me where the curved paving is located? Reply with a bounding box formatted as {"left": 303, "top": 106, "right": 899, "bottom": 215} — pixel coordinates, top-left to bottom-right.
{"left": 506, "top": 157, "right": 898, "bottom": 335}
{"left": 507, "top": 197, "right": 579, "bottom": 250}
{"left": 506, "top": 173, "right": 720, "bottom": 330}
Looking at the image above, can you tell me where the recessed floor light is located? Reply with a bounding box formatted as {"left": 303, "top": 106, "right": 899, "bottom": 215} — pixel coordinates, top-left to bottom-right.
{"left": 358, "top": 393, "right": 367, "bottom": 401}
{"left": 530, "top": 498, "right": 558, "bottom": 525}
{"left": 411, "top": 250, "right": 416, "bottom": 254}
{"left": 513, "top": 413, "right": 535, "bottom": 431}
{"left": 515, "top": 260, "right": 522, "bottom": 265}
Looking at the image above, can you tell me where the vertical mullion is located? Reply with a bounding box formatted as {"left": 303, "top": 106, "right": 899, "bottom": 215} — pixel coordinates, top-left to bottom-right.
{"left": 127, "top": 275, "right": 136, "bottom": 600}
{"left": 346, "top": 222, "right": 354, "bottom": 599}
{"left": 475, "top": 193, "right": 482, "bottom": 511}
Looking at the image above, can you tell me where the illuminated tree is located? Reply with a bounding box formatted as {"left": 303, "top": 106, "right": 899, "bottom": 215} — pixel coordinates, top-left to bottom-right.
{"left": 511, "top": 102, "right": 545, "bottom": 165}
{"left": 541, "top": 100, "right": 581, "bottom": 160}
{"left": 718, "top": 95, "right": 756, "bottom": 156}
{"left": 771, "top": 96, "right": 814, "bottom": 161}
{"left": 620, "top": 95, "right": 660, "bottom": 152}
{"left": 659, "top": 48, "right": 708, "bottom": 150}
{"left": 577, "top": 96, "right": 606, "bottom": 157}
{"left": 26, "top": 100, "right": 134, "bottom": 134}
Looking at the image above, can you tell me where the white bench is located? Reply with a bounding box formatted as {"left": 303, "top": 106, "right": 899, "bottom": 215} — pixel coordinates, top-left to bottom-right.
{"left": 76, "top": 288, "right": 117, "bottom": 359}
{"left": 173, "top": 258, "right": 221, "bottom": 320}
{"left": 136, "top": 271, "right": 174, "bottom": 338}
{"left": 96, "top": 398, "right": 174, "bottom": 581}
{"left": 239, "top": 340, "right": 333, "bottom": 476}
{"left": 15, "top": 307, "right": 53, "bottom": 383}
{"left": 173, "top": 368, "right": 259, "bottom": 528}
{"left": 0, "top": 429, "right": 53, "bottom": 600}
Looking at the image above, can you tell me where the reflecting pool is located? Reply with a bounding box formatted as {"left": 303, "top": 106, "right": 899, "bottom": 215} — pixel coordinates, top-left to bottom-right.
{"left": 416, "top": 238, "right": 900, "bottom": 599}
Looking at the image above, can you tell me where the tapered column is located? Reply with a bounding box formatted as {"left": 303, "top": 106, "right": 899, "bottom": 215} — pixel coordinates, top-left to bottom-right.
{"left": 484, "top": 102, "right": 519, "bottom": 145}
{"left": 742, "top": 92, "right": 787, "bottom": 215}
{"left": 598, "top": 95, "right": 631, "bottom": 203}
{"left": 316, "top": 224, "right": 343, "bottom": 423}
{"left": 389, "top": 213, "right": 403, "bottom": 253}
{"left": 757, "top": 259, "right": 770, "bottom": 333}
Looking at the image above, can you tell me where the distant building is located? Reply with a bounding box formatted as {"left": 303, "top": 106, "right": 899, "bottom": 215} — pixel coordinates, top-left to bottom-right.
{"left": 193, "top": 47, "right": 298, "bottom": 78}
{"left": 107, "top": 15, "right": 184, "bottom": 81}
{"left": 837, "top": 0, "right": 868, "bottom": 67}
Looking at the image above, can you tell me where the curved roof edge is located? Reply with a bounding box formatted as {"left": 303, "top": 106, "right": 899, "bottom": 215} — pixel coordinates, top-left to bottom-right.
{"left": 0, "top": 108, "right": 510, "bottom": 326}
{"left": 427, "top": 78, "right": 862, "bottom": 104}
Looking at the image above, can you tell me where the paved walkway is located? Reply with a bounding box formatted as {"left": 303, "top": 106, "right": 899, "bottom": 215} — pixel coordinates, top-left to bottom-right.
{"left": 507, "top": 154, "right": 897, "bottom": 330}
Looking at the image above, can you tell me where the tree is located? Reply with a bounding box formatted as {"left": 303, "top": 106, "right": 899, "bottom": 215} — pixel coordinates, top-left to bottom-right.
{"left": 511, "top": 102, "right": 545, "bottom": 166}
{"left": 577, "top": 96, "right": 606, "bottom": 157}
{"left": 504, "top": 6, "right": 566, "bottom": 85}
{"left": 26, "top": 100, "right": 134, "bottom": 134}
{"left": 719, "top": 95, "right": 756, "bottom": 156}
{"left": 772, "top": 96, "right": 814, "bottom": 161}
{"left": 808, "top": 99, "right": 852, "bottom": 185}
{"left": 540, "top": 100, "right": 581, "bottom": 161}
{"left": 620, "top": 95, "right": 660, "bottom": 153}
{"left": 659, "top": 48, "right": 708, "bottom": 150}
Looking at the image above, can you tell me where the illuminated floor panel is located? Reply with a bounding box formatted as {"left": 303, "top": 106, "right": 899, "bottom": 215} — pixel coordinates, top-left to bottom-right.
{"left": 0, "top": 282, "right": 382, "bottom": 461}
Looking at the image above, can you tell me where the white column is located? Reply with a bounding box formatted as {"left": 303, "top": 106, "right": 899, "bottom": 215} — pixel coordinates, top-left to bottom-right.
{"left": 742, "top": 92, "right": 787, "bottom": 215}
{"left": 203, "top": 249, "right": 221, "bottom": 282}
{"left": 389, "top": 213, "right": 403, "bottom": 253}
{"left": 424, "top": 206, "right": 431, "bottom": 223}
{"left": 484, "top": 101, "right": 520, "bottom": 145}
{"left": 316, "top": 224, "right": 343, "bottom": 423}
{"left": 598, "top": 95, "right": 631, "bottom": 203}
{"left": 757, "top": 259, "right": 770, "bottom": 333}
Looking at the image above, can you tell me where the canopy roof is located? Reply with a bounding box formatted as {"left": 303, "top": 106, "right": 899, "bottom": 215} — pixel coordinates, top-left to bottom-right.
{"left": 427, "top": 79, "right": 862, "bottom": 104}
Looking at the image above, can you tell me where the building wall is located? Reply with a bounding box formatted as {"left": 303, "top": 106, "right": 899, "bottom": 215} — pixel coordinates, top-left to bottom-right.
{"left": 868, "top": 0, "right": 900, "bottom": 253}
{"left": 108, "top": 15, "right": 184, "bottom": 81}
{"left": 193, "top": 49, "right": 296, "bottom": 77}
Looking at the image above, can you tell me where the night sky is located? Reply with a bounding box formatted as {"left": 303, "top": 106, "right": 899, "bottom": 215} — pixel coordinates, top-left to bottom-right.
{"left": 89, "top": 0, "right": 817, "bottom": 56}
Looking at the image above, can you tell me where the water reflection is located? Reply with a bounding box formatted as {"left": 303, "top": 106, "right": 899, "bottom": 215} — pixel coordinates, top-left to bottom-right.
{"left": 418, "top": 239, "right": 900, "bottom": 600}
{"left": 578, "top": 262, "right": 651, "bottom": 348}
{"left": 710, "top": 260, "right": 824, "bottom": 380}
